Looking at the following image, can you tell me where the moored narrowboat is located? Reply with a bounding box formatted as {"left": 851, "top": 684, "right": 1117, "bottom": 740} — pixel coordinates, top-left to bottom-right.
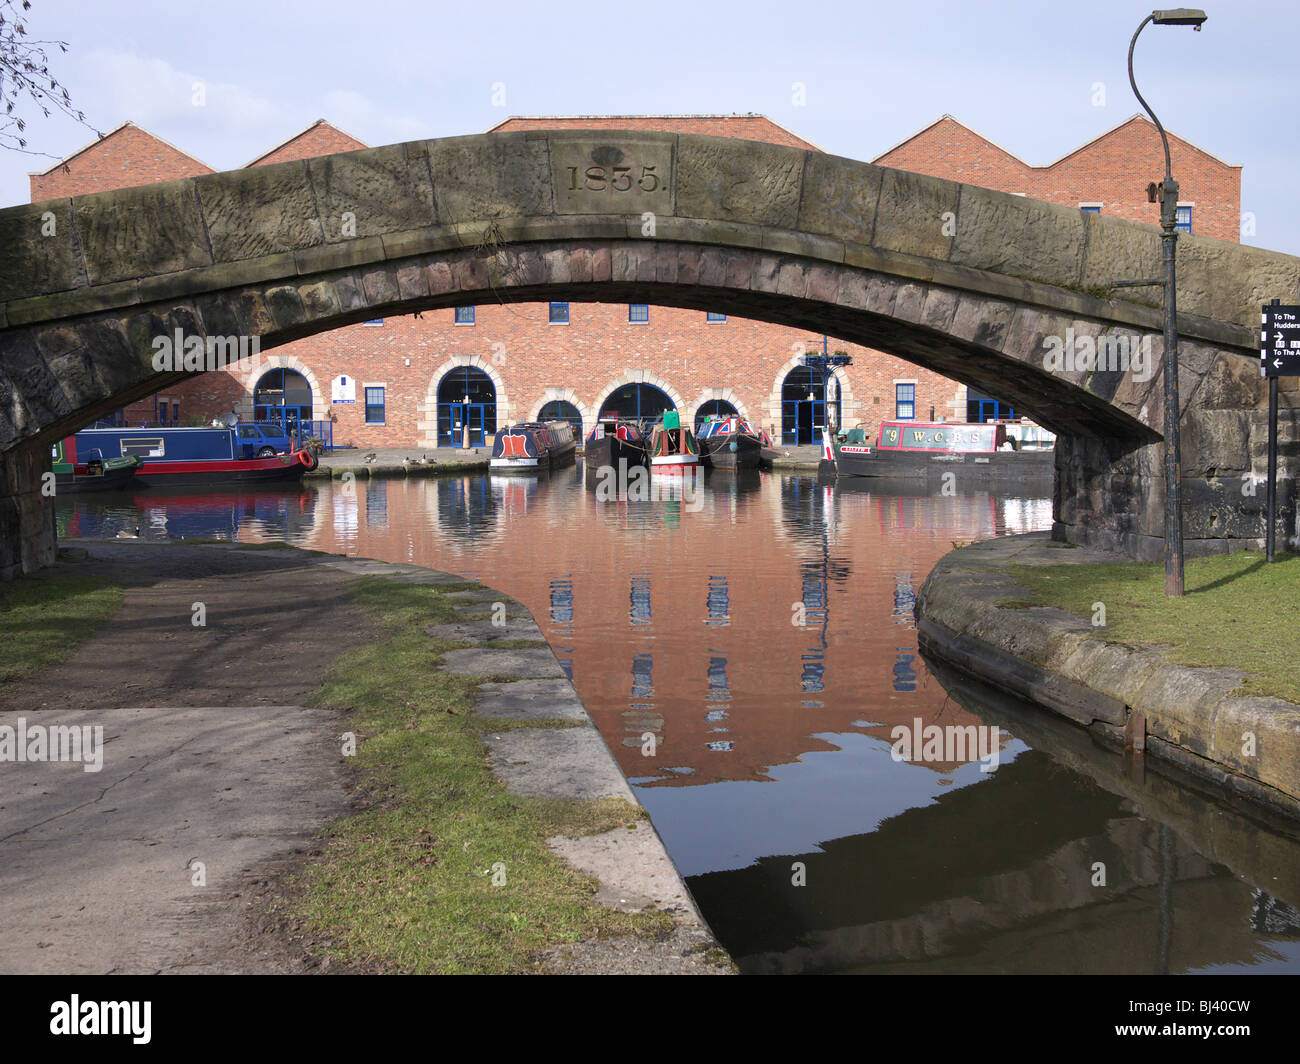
{"left": 583, "top": 416, "right": 648, "bottom": 472}
{"left": 72, "top": 423, "right": 316, "bottom": 485}
{"left": 697, "top": 415, "right": 763, "bottom": 470}
{"left": 490, "top": 421, "right": 577, "bottom": 472}
{"left": 647, "top": 410, "right": 700, "bottom": 474}
{"left": 832, "top": 419, "right": 1055, "bottom": 482}
{"left": 51, "top": 436, "right": 143, "bottom": 493}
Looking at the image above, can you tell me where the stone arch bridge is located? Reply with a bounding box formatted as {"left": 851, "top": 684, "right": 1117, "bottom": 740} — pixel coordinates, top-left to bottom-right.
{"left": 1, "top": 130, "right": 1296, "bottom": 578}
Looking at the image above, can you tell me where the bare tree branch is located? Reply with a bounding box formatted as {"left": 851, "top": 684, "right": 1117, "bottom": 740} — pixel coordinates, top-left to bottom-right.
{"left": 0, "top": 0, "right": 101, "bottom": 155}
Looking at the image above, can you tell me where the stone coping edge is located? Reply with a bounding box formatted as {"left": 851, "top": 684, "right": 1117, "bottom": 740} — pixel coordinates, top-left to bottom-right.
{"left": 915, "top": 532, "right": 1300, "bottom": 820}
{"left": 287, "top": 543, "right": 730, "bottom": 967}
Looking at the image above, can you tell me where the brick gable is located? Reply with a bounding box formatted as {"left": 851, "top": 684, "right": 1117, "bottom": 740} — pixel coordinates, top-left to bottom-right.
{"left": 245, "top": 120, "right": 369, "bottom": 167}
{"left": 29, "top": 122, "right": 214, "bottom": 202}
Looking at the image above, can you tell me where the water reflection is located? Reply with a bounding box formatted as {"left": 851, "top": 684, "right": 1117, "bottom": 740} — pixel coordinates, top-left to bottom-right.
{"left": 56, "top": 471, "right": 1300, "bottom": 974}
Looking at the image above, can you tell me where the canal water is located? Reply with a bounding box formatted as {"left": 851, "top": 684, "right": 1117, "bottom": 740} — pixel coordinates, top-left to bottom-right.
{"left": 58, "top": 466, "right": 1300, "bottom": 974}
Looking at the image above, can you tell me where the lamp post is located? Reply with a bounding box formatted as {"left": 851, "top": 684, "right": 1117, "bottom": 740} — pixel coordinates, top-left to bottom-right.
{"left": 1128, "top": 8, "right": 1206, "bottom": 598}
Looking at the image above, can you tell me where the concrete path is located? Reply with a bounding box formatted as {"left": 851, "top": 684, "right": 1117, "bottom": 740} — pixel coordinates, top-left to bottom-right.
{"left": 0, "top": 543, "right": 372, "bottom": 973}
{"left": 0, "top": 542, "right": 731, "bottom": 974}
{"left": 310, "top": 446, "right": 488, "bottom": 479}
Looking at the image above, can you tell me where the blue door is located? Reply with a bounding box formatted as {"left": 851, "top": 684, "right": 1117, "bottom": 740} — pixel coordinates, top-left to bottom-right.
{"left": 439, "top": 402, "right": 489, "bottom": 447}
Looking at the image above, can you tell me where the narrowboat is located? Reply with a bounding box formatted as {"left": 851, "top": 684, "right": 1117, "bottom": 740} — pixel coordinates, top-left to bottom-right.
{"left": 490, "top": 421, "right": 577, "bottom": 472}
{"left": 696, "top": 415, "right": 763, "bottom": 470}
{"left": 647, "top": 411, "right": 700, "bottom": 474}
{"left": 71, "top": 423, "right": 317, "bottom": 485}
{"left": 831, "top": 420, "right": 1055, "bottom": 482}
{"left": 51, "top": 436, "right": 143, "bottom": 492}
{"left": 583, "top": 416, "right": 648, "bottom": 472}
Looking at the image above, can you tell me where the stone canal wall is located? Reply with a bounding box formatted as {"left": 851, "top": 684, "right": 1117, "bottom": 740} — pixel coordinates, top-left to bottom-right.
{"left": 915, "top": 532, "right": 1300, "bottom": 818}
{"left": 301, "top": 549, "right": 731, "bottom": 972}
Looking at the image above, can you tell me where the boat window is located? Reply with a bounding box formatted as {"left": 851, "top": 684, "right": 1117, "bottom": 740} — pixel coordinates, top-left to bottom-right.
{"left": 120, "top": 437, "right": 164, "bottom": 458}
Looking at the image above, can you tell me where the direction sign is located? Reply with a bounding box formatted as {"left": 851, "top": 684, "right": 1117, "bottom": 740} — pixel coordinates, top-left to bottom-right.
{"left": 1260, "top": 304, "right": 1300, "bottom": 377}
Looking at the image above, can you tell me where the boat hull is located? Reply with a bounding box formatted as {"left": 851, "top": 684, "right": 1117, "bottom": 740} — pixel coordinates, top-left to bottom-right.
{"left": 649, "top": 454, "right": 700, "bottom": 473}
{"left": 54, "top": 464, "right": 142, "bottom": 493}
{"left": 583, "top": 434, "right": 646, "bottom": 472}
{"left": 700, "top": 433, "right": 762, "bottom": 470}
{"left": 835, "top": 447, "right": 1053, "bottom": 482}
{"left": 132, "top": 452, "right": 313, "bottom": 486}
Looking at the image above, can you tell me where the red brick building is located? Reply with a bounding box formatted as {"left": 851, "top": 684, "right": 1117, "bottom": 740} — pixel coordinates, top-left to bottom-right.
{"left": 875, "top": 113, "right": 1241, "bottom": 241}
{"left": 28, "top": 113, "right": 1241, "bottom": 449}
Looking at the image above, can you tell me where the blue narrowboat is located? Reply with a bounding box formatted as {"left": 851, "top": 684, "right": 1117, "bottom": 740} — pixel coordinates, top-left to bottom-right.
{"left": 71, "top": 423, "right": 317, "bottom": 485}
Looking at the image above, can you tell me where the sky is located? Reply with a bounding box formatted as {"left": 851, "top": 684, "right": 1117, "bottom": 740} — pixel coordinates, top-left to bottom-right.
{"left": 4, "top": 0, "right": 1298, "bottom": 255}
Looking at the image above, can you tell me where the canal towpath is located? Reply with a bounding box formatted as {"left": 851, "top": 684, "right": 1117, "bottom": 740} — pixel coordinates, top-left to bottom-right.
{"left": 0, "top": 540, "right": 730, "bottom": 974}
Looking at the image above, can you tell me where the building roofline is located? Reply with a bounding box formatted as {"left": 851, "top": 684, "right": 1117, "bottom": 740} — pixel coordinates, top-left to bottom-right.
{"left": 484, "top": 113, "right": 823, "bottom": 150}
{"left": 242, "top": 118, "right": 368, "bottom": 167}
{"left": 871, "top": 114, "right": 1034, "bottom": 169}
{"left": 27, "top": 120, "right": 216, "bottom": 177}
{"left": 1042, "top": 113, "right": 1241, "bottom": 170}
{"left": 874, "top": 112, "right": 1240, "bottom": 173}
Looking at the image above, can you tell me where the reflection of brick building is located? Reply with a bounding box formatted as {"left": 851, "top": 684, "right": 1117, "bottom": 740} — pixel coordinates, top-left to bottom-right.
{"left": 30, "top": 114, "right": 1240, "bottom": 447}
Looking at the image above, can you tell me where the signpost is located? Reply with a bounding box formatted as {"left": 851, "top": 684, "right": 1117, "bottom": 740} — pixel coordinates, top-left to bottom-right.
{"left": 1260, "top": 300, "right": 1300, "bottom": 561}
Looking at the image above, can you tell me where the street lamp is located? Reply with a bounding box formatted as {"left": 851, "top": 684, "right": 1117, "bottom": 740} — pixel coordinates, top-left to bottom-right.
{"left": 1128, "top": 8, "right": 1206, "bottom": 598}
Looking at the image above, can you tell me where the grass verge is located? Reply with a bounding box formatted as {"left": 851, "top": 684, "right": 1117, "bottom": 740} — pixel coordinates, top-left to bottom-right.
{"left": 290, "top": 576, "right": 670, "bottom": 973}
{"left": 0, "top": 569, "right": 122, "bottom": 685}
{"left": 1006, "top": 551, "right": 1300, "bottom": 703}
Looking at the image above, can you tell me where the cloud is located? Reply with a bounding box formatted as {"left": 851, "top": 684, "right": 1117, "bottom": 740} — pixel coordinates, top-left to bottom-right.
{"left": 319, "top": 90, "right": 435, "bottom": 147}
{"left": 79, "top": 48, "right": 283, "bottom": 144}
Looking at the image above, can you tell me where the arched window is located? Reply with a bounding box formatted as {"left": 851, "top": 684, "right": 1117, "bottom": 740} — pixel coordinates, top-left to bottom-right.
{"left": 538, "top": 400, "right": 583, "bottom": 433}
{"left": 781, "top": 366, "right": 840, "bottom": 445}
{"left": 437, "top": 367, "right": 497, "bottom": 447}
{"left": 254, "top": 368, "right": 313, "bottom": 436}
{"left": 694, "top": 399, "right": 740, "bottom": 431}
{"left": 597, "top": 383, "right": 674, "bottom": 424}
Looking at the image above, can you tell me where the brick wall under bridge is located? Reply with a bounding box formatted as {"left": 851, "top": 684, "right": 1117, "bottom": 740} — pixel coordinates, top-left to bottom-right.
{"left": 0, "top": 130, "right": 1296, "bottom": 578}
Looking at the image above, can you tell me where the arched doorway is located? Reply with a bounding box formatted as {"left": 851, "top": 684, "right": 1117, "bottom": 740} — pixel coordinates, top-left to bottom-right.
{"left": 695, "top": 398, "right": 740, "bottom": 431}
{"left": 598, "top": 383, "right": 674, "bottom": 424}
{"left": 437, "top": 367, "right": 497, "bottom": 447}
{"left": 254, "top": 368, "right": 313, "bottom": 437}
{"left": 537, "top": 399, "right": 583, "bottom": 433}
{"left": 781, "top": 366, "right": 839, "bottom": 445}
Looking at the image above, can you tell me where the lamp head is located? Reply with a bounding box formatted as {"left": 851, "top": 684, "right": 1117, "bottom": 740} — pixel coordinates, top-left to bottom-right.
{"left": 1152, "top": 8, "right": 1207, "bottom": 29}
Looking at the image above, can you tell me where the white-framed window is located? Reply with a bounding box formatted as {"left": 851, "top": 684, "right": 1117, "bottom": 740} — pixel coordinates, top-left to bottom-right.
{"left": 1079, "top": 202, "right": 1103, "bottom": 214}
{"left": 1176, "top": 202, "right": 1194, "bottom": 234}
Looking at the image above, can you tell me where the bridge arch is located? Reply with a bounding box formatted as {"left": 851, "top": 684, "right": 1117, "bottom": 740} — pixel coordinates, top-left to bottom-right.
{"left": 0, "top": 128, "right": 1291, "bottom": 576}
